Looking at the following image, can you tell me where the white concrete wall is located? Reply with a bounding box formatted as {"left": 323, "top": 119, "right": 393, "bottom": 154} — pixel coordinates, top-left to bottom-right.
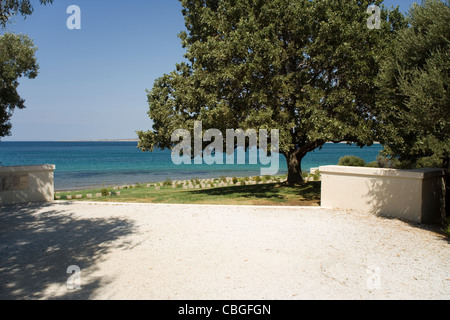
{"left": 320, "top": 165, "right": 444, "bottom": 224}
{"left": 0, "top": 165, "right": 55, "bottom": 205}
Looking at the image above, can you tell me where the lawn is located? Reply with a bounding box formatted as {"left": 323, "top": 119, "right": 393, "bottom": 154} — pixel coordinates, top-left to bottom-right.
{"left": 56, "top": 181, "right": 321, "bottom": 207}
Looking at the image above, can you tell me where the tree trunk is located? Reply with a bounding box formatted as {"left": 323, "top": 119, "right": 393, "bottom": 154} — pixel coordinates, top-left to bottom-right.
{"left": 284, "top": 140, "right": 326, "bottom": 185}
{"left": 286, "top": 150, "right": 304, "bottom": 185}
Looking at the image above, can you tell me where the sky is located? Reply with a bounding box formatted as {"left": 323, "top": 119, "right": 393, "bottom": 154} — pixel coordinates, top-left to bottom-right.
{"left": 2, "top": 0, "right": 419, "bottom": 141}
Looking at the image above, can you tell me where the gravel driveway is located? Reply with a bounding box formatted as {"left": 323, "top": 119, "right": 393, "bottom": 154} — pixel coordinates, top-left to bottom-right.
{"left": 0, "top": 202, "right": 448, "bottom": 300}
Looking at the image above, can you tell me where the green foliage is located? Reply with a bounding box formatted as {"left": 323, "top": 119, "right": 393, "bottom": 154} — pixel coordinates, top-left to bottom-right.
{"left": 232, "top": 177, "right": 238, "bottom": 184}
{"left": 444, "top": 219, "right": 450, "bottom": 239}
{"left": 137, "top": 0, "right": 405, "bottom": 183}
{"left": 366, "top": 161, "right": 379, "bottom": 168}
{"left": 338, "top": 156, "right": 366, "bottom": 167}
{"left": 101, "top": 187, "right": 110, "bottom": 197}
{"left": 310, "top": 170, "right": 321, "bottom": 181}
{"left": 253, "top": 176, "right": 262, "bottom": 183}
{"left": 376, "top": 155, "right": 399, "bottom": 168}
{"left": 376, "top": 0, "right": 450, "bottom": 169}
{"left": 0, "top": 33, "right": 39, "bottom": 137}
{"left": 163, "top": 178, "right": 173, "bottom": 186}
{"left": 0, "top": 0, "right": 54, "bottom": 28}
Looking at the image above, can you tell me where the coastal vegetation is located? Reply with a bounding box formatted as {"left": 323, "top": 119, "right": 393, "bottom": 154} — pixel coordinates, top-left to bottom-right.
{"left": 56, "top": 176, "right": 321, "bottom": 207}
{"left": 337, "top": 155, "right": 399, "bottom": 169}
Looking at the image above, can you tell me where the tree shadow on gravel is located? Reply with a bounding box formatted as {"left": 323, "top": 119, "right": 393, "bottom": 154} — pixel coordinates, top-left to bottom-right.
{"left": 0, "top": 202, "right": 136, "bottom": 300}
{"left": 187, "top": 182, "right": 321, "bottom": 202}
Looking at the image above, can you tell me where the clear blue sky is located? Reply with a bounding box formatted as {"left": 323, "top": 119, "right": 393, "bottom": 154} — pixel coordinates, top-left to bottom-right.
{"left": 2, "top": 0, "right": 418, "bottom": 141}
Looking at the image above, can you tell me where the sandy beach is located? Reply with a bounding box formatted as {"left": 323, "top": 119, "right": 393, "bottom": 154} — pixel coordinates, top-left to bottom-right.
{"left": 0, "top": 202, "right": 448, "bottom": 300}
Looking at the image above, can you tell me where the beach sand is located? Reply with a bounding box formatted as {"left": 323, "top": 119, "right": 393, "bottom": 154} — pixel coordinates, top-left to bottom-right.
{"left": 0, "top": 202, "right": 448, "bottom": 300}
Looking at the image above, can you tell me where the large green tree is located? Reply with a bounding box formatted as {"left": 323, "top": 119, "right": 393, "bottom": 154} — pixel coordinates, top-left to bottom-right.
{"left": 138, "top": 0, "right": 405, "bottom": 183}
{"left": 376, "top": 0, "right": 450, "bottom": 169}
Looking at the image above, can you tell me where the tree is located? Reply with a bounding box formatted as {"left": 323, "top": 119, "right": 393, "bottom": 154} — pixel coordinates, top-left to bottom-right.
{"left": 138, "top": 0, "right": 405, "bottom": 183}
{"left": 0, "top": 0, "right": 54, "bottom": 28}
{"left": 0, "top": 0, "right": 53, "bottom": 138}
{"left": 0, "top": 33, "right": 39, "bottom": 137}
{"left": 376, "top": 0, "right": 450, "bottom": 170}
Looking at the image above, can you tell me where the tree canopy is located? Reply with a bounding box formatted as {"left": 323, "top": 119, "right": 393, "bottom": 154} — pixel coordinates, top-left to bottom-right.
{"left": 376, "top": 0, "right": 450, "bottom": 169}
{"left": 0, "top": 0, "right": 53, "bottom": 138}
{"left": 0, "top": 33, "right": 38, "bottom": 137}
{"left": 0, "top": 0, "right": 53, "bottom": 28}
{"left": 138, "top": 0, "right": 405, "bottom": 183}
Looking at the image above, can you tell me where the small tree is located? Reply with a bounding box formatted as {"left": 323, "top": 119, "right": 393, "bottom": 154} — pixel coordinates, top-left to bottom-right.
{"left": 0, "top": 33, "right": 39, "bottom": 137}
{"left": 0, "top": 0, "right": 54, "bottom": 138}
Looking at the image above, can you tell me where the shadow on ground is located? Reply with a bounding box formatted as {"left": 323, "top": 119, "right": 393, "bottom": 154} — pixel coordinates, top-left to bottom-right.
{"left": 187, "top": 181, "right": 321, "bottom": 202}
{"left": 0, "top": 202, "right": 136, "bottom": 299}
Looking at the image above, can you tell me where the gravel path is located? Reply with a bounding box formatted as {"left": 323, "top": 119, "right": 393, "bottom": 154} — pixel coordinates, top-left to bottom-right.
{"left": 0, "top": 202, "right": 448, "bottom": 300}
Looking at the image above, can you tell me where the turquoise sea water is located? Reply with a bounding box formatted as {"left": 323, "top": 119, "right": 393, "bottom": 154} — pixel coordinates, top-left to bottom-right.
{"left": 0, "top": 141, "right": 383, "bottom": 190}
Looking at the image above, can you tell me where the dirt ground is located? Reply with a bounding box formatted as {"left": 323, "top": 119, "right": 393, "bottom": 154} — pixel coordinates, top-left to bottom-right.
{"left": 0, "top": 202, "right": 448, "bottom": 300}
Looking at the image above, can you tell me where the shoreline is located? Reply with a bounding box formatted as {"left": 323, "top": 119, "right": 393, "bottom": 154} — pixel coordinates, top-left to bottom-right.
{"left": 1, "top": 140, "right": 381, "bottom": 144}
{"left": 55, "top": 173, "right": 291, "bottom": 193}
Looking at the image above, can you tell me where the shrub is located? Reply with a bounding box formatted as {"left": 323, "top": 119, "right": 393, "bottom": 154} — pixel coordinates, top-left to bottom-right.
{"left": 376, "top": 156, "right": 399, "bottom": 168}
{"left": 366, "top": 161, "right": 379, "bottom": 168}
{"left": 220, "top": 176, "right": 227, "bottom": 182}
{"left": 253, "top": 176, "right": 262, "bottom": 182}
{"left": 232, "top": 177, "right": 238, "bottom": 184}
{"left": 338, "top": 156, "right": 366, "bottom": 167}
{"left": 444, "top": 218, "right": 450, "bottom": 239}
{"left": 309, "top": 170, "right": 321, "bottom": 181}
{"left": 163, "top": 178, "right": 172, "bottom": 186}
{"left": 101, "top": 188, "right": 110, "bottom": 197}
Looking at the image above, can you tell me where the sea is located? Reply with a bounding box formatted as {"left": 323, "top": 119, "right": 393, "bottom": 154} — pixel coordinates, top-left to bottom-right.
{"left": 0, "top": 141, "right": 383, "bottom": 191}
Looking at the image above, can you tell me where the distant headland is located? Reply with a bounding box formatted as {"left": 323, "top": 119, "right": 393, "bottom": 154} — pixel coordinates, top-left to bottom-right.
{"left": 57, "top": 139, "right": 140, "bottom": 142}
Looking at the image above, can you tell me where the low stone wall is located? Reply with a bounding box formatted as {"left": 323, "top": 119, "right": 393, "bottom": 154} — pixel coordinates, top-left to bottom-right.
{"left": 0, "top": 165, "right": 55, "bottom": 205}
{"left": 320, "top": 165, "right": 444, "bottom": 224}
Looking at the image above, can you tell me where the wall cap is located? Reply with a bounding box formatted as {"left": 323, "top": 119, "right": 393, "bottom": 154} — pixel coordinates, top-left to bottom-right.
{"left": 318, "top": 165, "right": 444, "bottom": 180}
{"left": 0, "top": 165, "right": 56, "bottom": 173}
